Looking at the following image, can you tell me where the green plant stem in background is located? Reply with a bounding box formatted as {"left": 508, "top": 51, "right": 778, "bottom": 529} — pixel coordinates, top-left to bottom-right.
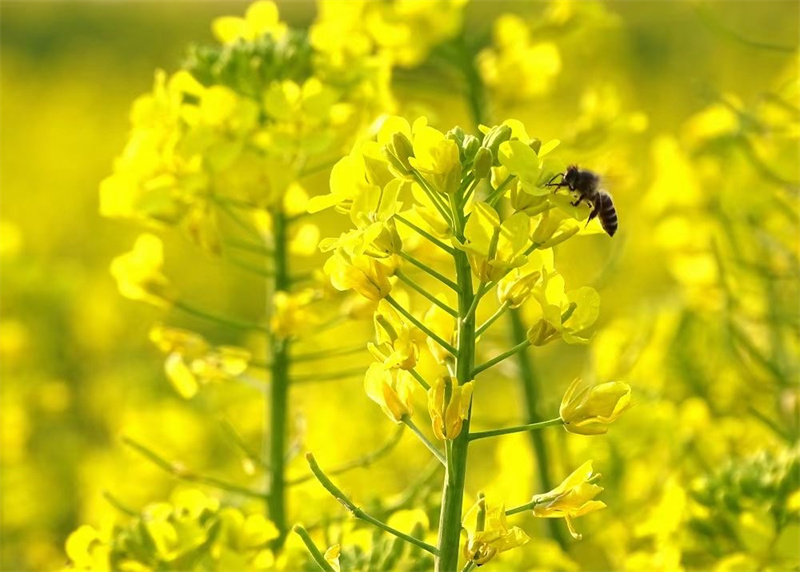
{"left": 267, "top": 205, "right": 290, "bottom": 548}
{"left": 508, "top": 310, "right": 569, "bottom": 550}
{"left": 293, "top": 525, "right": 336, "bottom": 572}
{"left": 435, "top": 208, "right": 476, "bottom": 572}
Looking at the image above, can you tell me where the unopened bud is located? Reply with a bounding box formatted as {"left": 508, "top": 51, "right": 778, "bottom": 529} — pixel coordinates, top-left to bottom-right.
{"left": 527, "top": 319, "right": 560, "bottom": 346}
{"left": 529, "top": 138, "right": 542, "bottom": 155}
{"left": 472, "top": 147, "right": 492, "bottom": 180}
{"left": 482, "top": 124, "right": 512, "bottom": 165}
{"left": 462, "top": 135, "right": 480, "bottom": 162}
{"left": 391, "top": 132, "right": 414, "bottom": 170}
{"left": 446, "top": 126, "right": 466, "bottom": 145}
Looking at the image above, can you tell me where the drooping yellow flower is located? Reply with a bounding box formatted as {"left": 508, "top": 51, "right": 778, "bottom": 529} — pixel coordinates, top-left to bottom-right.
{"left": 212, "top": 1, "right": 287, "bottom": 44}
{"left": 559, "top": 378, "right": 632, "bottom": 435}
{"left": 462, "top": 497, "right": 530, "bottom": 566}
{"left": 323, "top": 544, "right": 341, "bottom": 572}
{"left": 323, "top": 249, "right": 393, "bottom": 301}
{"left": 496, "top": 266, "right": 541, "bottom": 309}
{"left": 363, "top": 363, "right": 415, "bottom": 423}
{"left": 110, "top": 233, "right": 175, "bottom": 307}
{"left": 532, "top": 461, "right": 606, "bottom": 539}
{"left": 368, "top": 300, "right": 418, "bottom": 370}
{"left": 428, "top": 376, "right": 473, "bottom": 440}
{"left": 458, "top": 202, "right": 530, "bottom": 282}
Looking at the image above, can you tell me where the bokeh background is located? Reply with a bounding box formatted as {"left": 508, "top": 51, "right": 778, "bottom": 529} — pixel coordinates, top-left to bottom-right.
{"left": 1, "top": 1, "right": 798, "bottom": 571}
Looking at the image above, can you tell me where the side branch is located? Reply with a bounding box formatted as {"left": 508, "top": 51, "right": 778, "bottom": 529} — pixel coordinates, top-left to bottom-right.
{"left": 468, "top": 418, "right": 563, "bottom": 441}
{"left": 386, "top": 295, "right": 457, "bottom": 356}
{"left": 398, "top": 251, "right": 460, "bottom": 293}
{"left": 305, "top": 453, "right": 440, "bottom": 556}
{"left": 123, "top": 436, "right": 266, "bottom": 499}
{"left": 471, "top": 339, "right": 531, "bottom": 378}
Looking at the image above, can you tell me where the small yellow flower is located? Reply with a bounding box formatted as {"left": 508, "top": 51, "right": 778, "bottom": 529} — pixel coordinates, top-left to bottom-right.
{"left": 559, "top": 378, "right": 632, "bottom": 435}
{"left": 271, "top": 289, "right": 318, "bottom": 339}
{"left": 458, "top": 202, "right": 529, "bottom": 282}
{"left": 408, "top": 117, "right": 462, "bottom": 195}
{"left": 428, "top": 376, "right": 473, "bottom": 440}
{"left": 323, "top": 249, "right": 393, "bottom": 301}
{"left": 462, "top": 496, "right": 529, "bottom": 566}
{"left": 527, "top": 271, "right": 600, "bottom": 345}
{"left": 323, "top": 544, "right": 341, "bottom": 572}
{"left": 363, "top": 363, "right": 415, "bottom": 423}
{"left": 496, "top": 266, "right": 541, "bottom": 309}
{"left": 368, "top": 300, "right": 418, "bottom": 370}
{"left": 532, "top": 460, "right": 606, "bottom": 539}
{"left": 110, "top": 234, "right": 175, "bottom": 307}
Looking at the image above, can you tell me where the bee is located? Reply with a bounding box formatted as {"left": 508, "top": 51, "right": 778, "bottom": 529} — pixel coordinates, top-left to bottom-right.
{"left": 545, "top": 165, "right": 618, "bottom": 237}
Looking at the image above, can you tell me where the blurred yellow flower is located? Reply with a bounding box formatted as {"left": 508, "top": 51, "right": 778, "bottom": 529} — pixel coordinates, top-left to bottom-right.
{"left": 212, "top": 1, "right": 287, "bottom": 44}
{"left": 532, "top": 460, "right": 606, "bottom": 540}
{"left": 110, "top": 233, "right": 175, "bottom": 307}
{"left": 324, "top": 544, "right": 341, "bottom": 572}
{"left": 271, "top": 289, "right": 317, "bottom": 339}
{"left": 427, "top": 376, "right": 473, "bottom": 440}
{"left": 462, "top": 497, "right": 529, "bottom": 566}
{"left": 363, "top": 363, "right": 415, "bottom": 423}
{"left": 559, "top": 377, "right": 632, "bottom": 435}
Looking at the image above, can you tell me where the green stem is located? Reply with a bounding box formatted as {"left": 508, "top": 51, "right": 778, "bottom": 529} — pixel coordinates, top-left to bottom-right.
{"left": 476, "top": 301, "right": 509, "bottom": 337}
{"left": 122, "top": 436, "right": 266, "bottom": 499}
{"left": 471, "top": 338, "right": 531, "bottom": 378}
{"left": 386, "top": 295, "right": 457, "bottom": 356}
{"left": 397, "top": 270, "right": 459, "bottom": 318}
{"left": 486, "top": 175, "right": 514, "bottom": 207}
{"left": 409, "top": 368, "right": 432, "bottom": 391}
{"left": 293, "top": 525, "right": 336, "bottom": 572}
{"left": 291, "top": 344, "right": 365, "bottom": 362}
{"left": 398, "top": 251, "right": 460, "bottom": 293}
{"left": 505, "top": 499, "right": 540, "bottom": 517}
{"left": 507, "top": 309, "right": 569, "bottom": 550}
{"left": 267, "top": 205, "right": 290, "bottom": 547}
{"left": 306, "top": 453, "right": 439, "bottom": 556}
{"left": 435, "top": 212, "right": 475, "bottom": 572}
{"left": 174, "top": 300, "right": 263, "bottom": 331}
{"left": 412, "top": 170, "right": 454, "bottom": 227}
{"left": 396, "top": 214, "right": 456, "bottom": 256}
{"left": 287, "top": 425, "right": 405, "bottom": 486}
{"left": 468, "top": 418, "right": 563, "bottom": 441}
{"left": 403, "top": 415, "right": 446, "bottom": 466}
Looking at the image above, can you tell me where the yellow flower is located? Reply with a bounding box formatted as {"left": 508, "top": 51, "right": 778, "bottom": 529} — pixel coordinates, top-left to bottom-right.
{"left": 363, "top": 363, "right": 415, "bottom": 423}
{"left": 496, "top": 265, "right": 541, "bottom": 309}
{"left": 368, "top": 300, "right": 418, "bottom": 370}
{"left": 408, "top": 117, "right": 462, "bottom": 195}
{"left": 428, "top": 376, "right": 473, "bottom": 440}
{"left": 559, "top": 378, "right": 632, "bottom": 435}
{"left": 527, "top": 271, "right": 599, "bottom": 345}
{"left": 271, "top": 289, "right": 318, "bottom": 339}
{"left": 532, "top": 460, "right": 606, "bottom": 539}
{"left": 458, "top": 202, "right": 529, "bottom": 282}
{"left": 462, "top": 496, "right": 529, "bottom": 566}
{"left": 477, "top": 14, "right": 561, "bottom": 102}
{"left": 212, "top": 1, "right": 287, "bottom": 44}
{"left": 423, "top": 297, "right": 456, "bottom": 364}
{"left": 323, "top": 249, "right": 393, "bottom": 301}
{"left": 324, "top": 544, "right": 341, "bottom": 572}
{"left": 110, "top": 234, "right": 175, "bottom": 307}
{"left": 150, "top": 324, "right": 250, "bottom": 399}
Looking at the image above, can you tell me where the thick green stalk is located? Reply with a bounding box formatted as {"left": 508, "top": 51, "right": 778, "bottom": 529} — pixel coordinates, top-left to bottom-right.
{"left": 507, "top": 310, "right": 569, "bottom": 550}
{"left": 435, "top": 226, "right": 475, "bottom": 572}
{"left": 268, "top": 205, "right": 290, "bottom": 547}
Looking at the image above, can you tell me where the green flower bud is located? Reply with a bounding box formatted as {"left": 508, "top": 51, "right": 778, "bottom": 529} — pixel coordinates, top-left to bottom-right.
{"left": 463, "top": 135, "right": 480, "bottom": 162}
{"left": 482, "top": 124, "right": 512, "bottom": 165}
{"left": 446, "top": 126, "right": 466, "bottom": 145}
{"left": 472, "top": 147, "right": 492, "bottom": 180}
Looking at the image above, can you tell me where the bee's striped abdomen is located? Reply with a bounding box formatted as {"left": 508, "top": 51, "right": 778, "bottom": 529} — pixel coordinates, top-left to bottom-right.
{"left": 597, "top": 191, "right": 618, "bottom": 237}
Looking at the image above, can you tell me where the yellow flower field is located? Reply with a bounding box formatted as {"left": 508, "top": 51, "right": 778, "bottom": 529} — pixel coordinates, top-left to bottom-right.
{"left": 1, "top": 1, "right": 798, "bottom": 571}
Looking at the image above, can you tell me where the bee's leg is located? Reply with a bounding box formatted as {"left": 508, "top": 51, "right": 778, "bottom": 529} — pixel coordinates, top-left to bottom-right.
{"left": 545, "top": 172, "right": 564, "bottom": 192}
{"left": 585, "top": 206, "right": 599, "bottom": 227}
{"left": 571, "top": 195, "right": 585, "bottom": 207}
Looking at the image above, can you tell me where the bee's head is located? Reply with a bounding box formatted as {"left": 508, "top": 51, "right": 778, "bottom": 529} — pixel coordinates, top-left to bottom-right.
{"left": 564, "top": 164, "right": 579, "bottom": 185}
